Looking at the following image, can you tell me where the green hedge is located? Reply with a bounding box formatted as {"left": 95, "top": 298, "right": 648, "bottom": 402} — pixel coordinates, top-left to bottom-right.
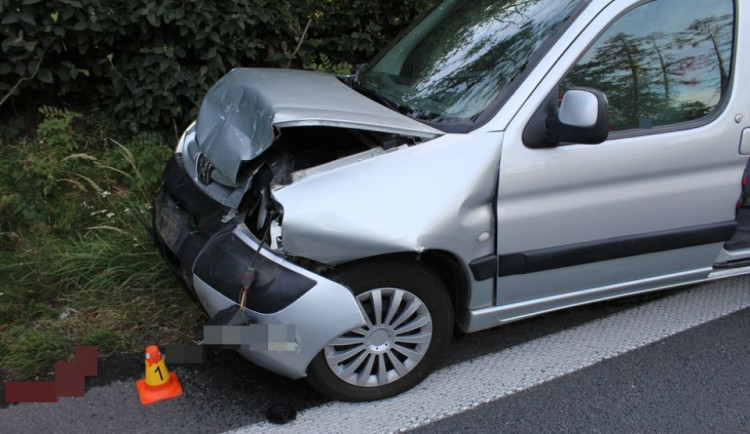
{"left": 0, "top": 0, "right": 435, "bottom": 132}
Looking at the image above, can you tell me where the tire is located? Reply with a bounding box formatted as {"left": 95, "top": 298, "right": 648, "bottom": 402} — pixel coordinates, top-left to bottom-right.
{"left": 307, "top": 259, "right": 453, "bottom": 401}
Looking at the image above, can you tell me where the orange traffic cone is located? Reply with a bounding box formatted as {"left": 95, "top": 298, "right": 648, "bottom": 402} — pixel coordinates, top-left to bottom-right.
{"left": 136, "top": 345, "right": 183, "bottom": 405}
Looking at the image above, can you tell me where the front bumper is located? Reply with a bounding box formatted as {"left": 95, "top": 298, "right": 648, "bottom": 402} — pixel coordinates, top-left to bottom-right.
{"left": 154, "top": 157, "right": 365, "bottom": 379}
{"left": 193, "top": 226, "right": 365, "bottom": 378}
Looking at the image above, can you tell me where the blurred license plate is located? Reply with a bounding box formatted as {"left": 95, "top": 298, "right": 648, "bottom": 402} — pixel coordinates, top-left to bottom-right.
{"left": 155, "top": 205, "right": 188, "bottom": 252}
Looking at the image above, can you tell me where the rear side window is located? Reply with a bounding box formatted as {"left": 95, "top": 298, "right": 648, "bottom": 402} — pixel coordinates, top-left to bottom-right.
{"left": 561, "top": 0, "right": 734, "bottom": 132}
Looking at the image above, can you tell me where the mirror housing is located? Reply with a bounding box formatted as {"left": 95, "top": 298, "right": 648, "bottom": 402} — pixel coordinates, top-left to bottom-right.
{"left": 523, "top": 87, "right": 609, "bottom": 149}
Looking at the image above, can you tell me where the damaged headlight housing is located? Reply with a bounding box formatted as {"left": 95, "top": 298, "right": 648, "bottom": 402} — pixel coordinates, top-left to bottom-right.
{"left": 270, "top": 218, "right": 283, "bottom": 251}
{"left": 248, "top": 192, "right": 285, "bottom": 253}
{"left": 175, "top": 121, "right": 197, "bottom": 156}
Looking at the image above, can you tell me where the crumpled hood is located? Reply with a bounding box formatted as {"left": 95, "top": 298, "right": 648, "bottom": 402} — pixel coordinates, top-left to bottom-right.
{"left": 195, "top": 68, "right": 444, "bottom": 184}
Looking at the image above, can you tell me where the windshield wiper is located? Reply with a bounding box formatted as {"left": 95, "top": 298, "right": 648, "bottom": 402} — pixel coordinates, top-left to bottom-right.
{"left": 352, "top": 63, "right": 366, "bottom": 84}
{"left": 350, "top": 82, "right": 407, "bottom": 114}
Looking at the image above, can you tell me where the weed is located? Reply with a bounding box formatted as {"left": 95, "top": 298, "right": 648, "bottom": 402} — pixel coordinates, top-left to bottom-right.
{"left": 0, "top": 108, "right": 204, "bottom": 379}
{"left": 1, "top": 325, "right": 72, "bottom": 379}
{"left": 81, "top": 326, "right": 122, "bottom": 349}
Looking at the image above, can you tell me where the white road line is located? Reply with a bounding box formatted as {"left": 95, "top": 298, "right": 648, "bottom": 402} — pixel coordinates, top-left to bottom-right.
{"left": 228, "top": 277, "right": 750, "bottom": 434}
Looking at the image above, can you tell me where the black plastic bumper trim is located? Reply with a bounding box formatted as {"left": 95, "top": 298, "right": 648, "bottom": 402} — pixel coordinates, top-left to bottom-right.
{"left": 193, "top": 230, "right": 316, "bottom": 314}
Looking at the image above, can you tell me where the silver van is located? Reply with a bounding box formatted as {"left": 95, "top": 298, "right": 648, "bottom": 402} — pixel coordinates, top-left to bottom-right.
{"left": 153, "top": 0, "right": 749, "bottom": 401}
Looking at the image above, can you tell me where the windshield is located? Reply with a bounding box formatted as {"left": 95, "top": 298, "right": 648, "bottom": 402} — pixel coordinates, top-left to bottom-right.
{"left": 357, "top": 0, "right": 585, "bottom": 123}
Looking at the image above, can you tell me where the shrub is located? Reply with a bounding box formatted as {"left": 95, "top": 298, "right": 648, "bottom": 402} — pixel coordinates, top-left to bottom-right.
{"left": 0, "top": 0, "right": 436, "bottom": 132}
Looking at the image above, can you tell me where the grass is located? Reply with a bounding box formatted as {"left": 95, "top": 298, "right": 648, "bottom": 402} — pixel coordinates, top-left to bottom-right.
{"left": 0, "top": 108, "right": 206, "bottom": 380}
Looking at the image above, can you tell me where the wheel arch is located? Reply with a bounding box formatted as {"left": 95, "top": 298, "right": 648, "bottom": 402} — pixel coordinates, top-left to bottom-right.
{"left": 332, "top": 250, "right": 470, "bottom": 327}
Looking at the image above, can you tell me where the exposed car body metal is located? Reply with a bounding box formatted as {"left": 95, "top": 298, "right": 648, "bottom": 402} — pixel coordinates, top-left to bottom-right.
{"left": 153, "top": 0, "right": 750, "bottom": 389}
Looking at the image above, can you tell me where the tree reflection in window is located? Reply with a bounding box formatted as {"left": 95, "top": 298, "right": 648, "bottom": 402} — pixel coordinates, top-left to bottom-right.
{"left": 359, "top": 0, "right": 584, "bottom": 120}
{"left": 562, "top": 0, "right": 734, "bottom": 132}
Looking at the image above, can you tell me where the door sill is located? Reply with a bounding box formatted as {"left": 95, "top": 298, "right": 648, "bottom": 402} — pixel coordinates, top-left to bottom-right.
{"left": 713, "top": 258, "right": 750, "bottom": 269}
{"left": 715, "top": 246, "right": 750, "bottom": 263}
{"left": 708, "top": 264, "right": 750, "bottom": 279}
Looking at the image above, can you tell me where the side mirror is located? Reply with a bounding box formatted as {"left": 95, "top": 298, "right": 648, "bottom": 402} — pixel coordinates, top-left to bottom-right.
{"left": 523, "top": 87, "right": 609, "bottom": 149}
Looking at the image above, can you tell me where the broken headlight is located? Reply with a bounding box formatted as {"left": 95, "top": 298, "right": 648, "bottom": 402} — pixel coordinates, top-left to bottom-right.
{"left": 175, "top": 121, "right": 196, "bottom": 156}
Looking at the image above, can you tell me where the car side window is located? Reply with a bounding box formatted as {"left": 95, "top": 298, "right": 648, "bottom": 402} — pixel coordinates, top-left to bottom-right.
{"left": 561, "top": 0, "right": 734, "bottom": 132}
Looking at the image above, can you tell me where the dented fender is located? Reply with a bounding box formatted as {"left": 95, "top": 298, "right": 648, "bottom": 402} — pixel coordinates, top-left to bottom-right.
{"left": 272, "top": 132, "right": 505, "bottom": 266}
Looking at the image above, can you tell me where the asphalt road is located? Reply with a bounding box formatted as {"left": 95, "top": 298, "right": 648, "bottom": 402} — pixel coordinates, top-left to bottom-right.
{"left": 414, "top": 308, "right": 750, "bottom": 433}
{"left": 1, "top": 277, "right": 748, "bottom": 433}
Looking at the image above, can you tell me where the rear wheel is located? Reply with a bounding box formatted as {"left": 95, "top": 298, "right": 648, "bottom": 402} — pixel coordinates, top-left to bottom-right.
{"left": 307, "top": 259, "right": 453, "bottom": 401}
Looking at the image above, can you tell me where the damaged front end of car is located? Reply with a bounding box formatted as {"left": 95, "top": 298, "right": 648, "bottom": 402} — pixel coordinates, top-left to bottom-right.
{"left": 152, "top": 68, "right": 454, "bottom": 379}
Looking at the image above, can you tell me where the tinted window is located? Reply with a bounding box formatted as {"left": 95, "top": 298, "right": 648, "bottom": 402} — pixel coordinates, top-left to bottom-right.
{"left": 562, "top": 0, "right": 734, "bottom": 132}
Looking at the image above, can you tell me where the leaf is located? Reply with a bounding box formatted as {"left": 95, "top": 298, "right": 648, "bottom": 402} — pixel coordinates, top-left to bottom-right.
{"left": 57, "top": 68, "right": 71, "bottom": 81}
{"left": 37, "top": 68, "right": 53, "bottom": 83}
{"left": 19, "top": 11, "right": 36, "bottom": 26}
{"left": 1, "top": 13, "right": 20, "bottom": 25}
{"left": 23, "top": 0, "right": 44, "bottom": 4}
{"left": 50, "top": 12, "right": 60, "bottom": 23}
{"left": 0, "top": 63, "right": 11, "bottom": 75}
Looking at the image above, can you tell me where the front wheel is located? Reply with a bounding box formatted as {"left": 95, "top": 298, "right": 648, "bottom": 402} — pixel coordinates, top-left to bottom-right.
{"left": 307, "top": 260, "right": 453, "bottom": 401}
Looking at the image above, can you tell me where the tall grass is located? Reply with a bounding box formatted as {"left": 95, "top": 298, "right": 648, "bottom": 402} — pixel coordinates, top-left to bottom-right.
{"left": 0, "top": 108, "right": 205, "bottom": 379}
